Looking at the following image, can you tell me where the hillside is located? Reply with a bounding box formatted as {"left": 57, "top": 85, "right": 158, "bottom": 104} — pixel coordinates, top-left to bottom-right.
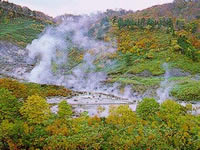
{"left": 123, "top": 0, "right": 200, "bottom": 20}
{"left": 107, "top": 5, "right": 200, "bottom": 100}
{"left": 0, "top": 0, "right": 53, "bottom": 47}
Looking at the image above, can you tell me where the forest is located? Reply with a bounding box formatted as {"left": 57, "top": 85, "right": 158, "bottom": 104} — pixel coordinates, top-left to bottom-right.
{"left": 0, "top": 78, "right": 199, "bottom": 149}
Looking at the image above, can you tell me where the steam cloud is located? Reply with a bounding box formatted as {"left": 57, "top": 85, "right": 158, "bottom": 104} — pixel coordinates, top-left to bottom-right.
{"left": 27, "top": 28, "right": 67, "bottom": 84}
{"left": 26, "top": 15, "right": 122, "bottom": 94}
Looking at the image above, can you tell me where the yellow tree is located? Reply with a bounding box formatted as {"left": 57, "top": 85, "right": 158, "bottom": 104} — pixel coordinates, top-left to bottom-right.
{"left": 106, "top": 105, "right": 137, "bottom": 127}
{"left": 20, "top": 95, "right": 51, "bottom": 124}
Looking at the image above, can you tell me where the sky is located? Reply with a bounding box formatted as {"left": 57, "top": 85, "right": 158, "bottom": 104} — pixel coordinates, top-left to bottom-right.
{"left": 8, "top": 0, "right": 174, "bottom": 17}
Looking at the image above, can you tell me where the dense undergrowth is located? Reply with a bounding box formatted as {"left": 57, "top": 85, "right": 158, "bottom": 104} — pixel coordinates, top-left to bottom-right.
{"left": 171, "top": 80, "right": 200, "bottom": 101}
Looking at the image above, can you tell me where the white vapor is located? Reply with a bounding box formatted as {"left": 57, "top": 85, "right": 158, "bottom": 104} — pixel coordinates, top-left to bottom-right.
{"left": 26, "top": 15, "right": 117, "bottom": 92}
{"left": 27, "top": 29, "right": 66, "bottom": 84}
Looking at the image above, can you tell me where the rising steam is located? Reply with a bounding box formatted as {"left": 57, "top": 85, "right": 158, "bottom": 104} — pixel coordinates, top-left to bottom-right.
{"left": 156, "top": 63, "right": 173, "bottom": 102}
{"left": 27, "top": 28, "right": 67, "bottom": 84}
{"left": 26, "top": 15, "right": 119, "bottom": 93}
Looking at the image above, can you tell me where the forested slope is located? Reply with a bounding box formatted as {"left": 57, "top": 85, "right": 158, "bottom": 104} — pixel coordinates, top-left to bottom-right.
{"left": 0, "top": 0, "right": 53, "bottom": 47}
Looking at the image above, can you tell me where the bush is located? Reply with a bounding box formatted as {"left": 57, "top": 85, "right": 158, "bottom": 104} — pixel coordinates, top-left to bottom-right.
{"left": 160, "top": 100, "right": 185, "bottom": 116}
{"left": 136, "top": 98, "right": 160, "bottom": 120}
{"left": 26, "top": 83, "right": 72, "bottom": 97}
{"left": 25, "top": 83, "right": 46, "bottom": 98}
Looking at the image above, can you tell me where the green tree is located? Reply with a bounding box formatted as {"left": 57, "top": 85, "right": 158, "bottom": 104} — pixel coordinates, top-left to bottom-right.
{"left": 136, "top": 98, "right": 160, "bottom": 120}
{"left": 177, "top": 34, "right": 198, "bottom": 61}
{"left": 118, "top": 18, "right": 124, "bottom": 29}
{"left": 147, "top": 18, "right": 155, "bottom": 29}
{"left": 141, "top": 18, "right": 146, "bottom": 28}
{"left": 20, "top": 95, "right": 51, "bottom": 124}
{"left": 58, "top": 100, "right": 73, "bottom": 118}
{"left": 176, "top": 19, "right": 185, "bottom": 30}
{"left": 0, "top": 88, "right": 21, "bottom": 122}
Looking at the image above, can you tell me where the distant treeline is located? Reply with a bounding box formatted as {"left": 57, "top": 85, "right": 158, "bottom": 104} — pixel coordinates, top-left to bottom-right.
{"left": 115, "top": 17, "right": 198, "bottom": 34}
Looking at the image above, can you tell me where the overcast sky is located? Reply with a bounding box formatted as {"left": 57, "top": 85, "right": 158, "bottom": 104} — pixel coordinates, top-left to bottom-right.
{"left": 8, "top": 0, "right": 173, "bottom": 17}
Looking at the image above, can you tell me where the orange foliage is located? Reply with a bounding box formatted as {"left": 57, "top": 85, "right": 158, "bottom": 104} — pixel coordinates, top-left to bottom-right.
{"left": 0, "top": 78, "right": 27, "bottom": 99}
{"left": 0, "top": 78, "right": 72, "bottom": 99}
{"left": 46, "top": 88, "right": 71, "bottom": 97}
{"left": 7, "top": 139, "right": 19, "bottom": 150}
{"left": 190, "top": 36, "right": 200, "bottom": 50}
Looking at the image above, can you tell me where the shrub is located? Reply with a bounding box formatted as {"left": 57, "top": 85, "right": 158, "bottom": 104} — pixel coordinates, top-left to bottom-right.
{"left": 25, "top": 83, "right": 46, "bottom": 98}
{"left": 171, "top": 81, "right": 200, "bottom": 101}
{"left": 0, "top": 78, "right": 72, "bottom": 100}
{"left": 159, "top": 100, "right": 186, "bottom": 121}
{"left": 136, "top": 98, "right": 160, "bottom": 120}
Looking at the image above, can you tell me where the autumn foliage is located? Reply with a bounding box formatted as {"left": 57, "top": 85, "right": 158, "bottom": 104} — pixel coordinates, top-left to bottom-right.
{"left": 0, "top": 85, "right": 199, "bottom": 150}
{"left": 0, "top": 78, "right": 72, "bottom": 99}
